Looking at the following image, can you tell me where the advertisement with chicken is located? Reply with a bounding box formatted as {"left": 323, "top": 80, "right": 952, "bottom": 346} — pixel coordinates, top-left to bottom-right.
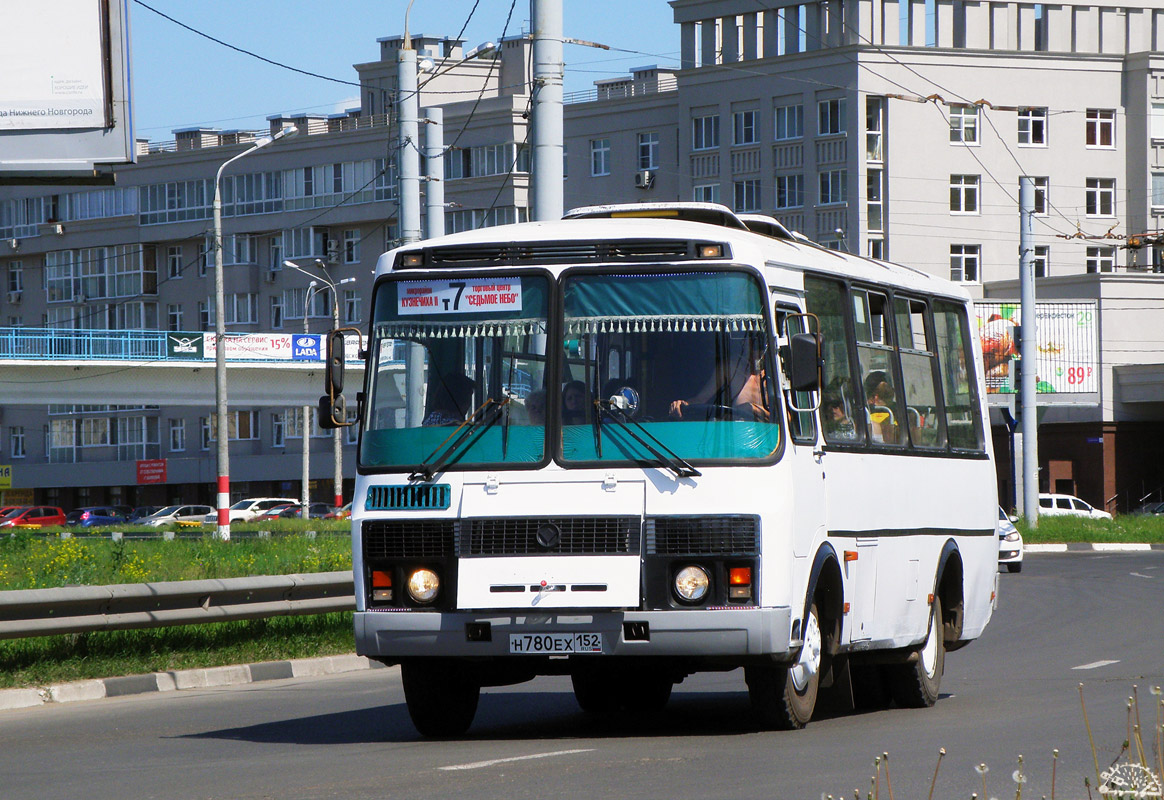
{"left": 974, "top": 301, "right": 1099, "bottom": 395}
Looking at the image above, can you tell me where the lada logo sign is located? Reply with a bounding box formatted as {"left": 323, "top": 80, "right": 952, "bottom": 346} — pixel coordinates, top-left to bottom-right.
{"left": 295, "top": 336, "right": 315, "bottom": 348}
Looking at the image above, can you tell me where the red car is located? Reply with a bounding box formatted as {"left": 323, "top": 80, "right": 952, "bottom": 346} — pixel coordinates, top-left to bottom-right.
{"left": 0, "top": 506, "right": 67, "bottom": 528}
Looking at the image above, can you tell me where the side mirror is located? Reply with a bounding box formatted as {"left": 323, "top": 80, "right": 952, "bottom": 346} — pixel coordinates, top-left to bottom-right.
{"left": 788, "top": 332, "right": 821, "bottom": 392}
{"left": 326, "top": 330, "right": 346, "bottom": 394}
{"left": 320, "top": 327, "right": 364, "bottom": 428}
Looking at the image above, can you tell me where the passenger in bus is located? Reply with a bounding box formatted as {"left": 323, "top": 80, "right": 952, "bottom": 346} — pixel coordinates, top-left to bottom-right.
{"left": 669, "top": 335, "right": 769, "bottom": 421}
{"left": 422, "top": 373, "right": 475, "bottom": 426}
{"left": 524, "top": 389, "right": 547, "bottom": 425}
{"left": 865, "top": 377, "right": 897, "bottom": 443}
{"left": 821, "top": 396, "right": 856, "bottom": 440}
{"left": 562, "top": 380, "right": 588, "bottom": 425}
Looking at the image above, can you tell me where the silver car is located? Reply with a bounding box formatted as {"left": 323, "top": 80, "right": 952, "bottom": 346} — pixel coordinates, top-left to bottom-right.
{"left": 142, "top": 504, "right": 215, "bottom": 527}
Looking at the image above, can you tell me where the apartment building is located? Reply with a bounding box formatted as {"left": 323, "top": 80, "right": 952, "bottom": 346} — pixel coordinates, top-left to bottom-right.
{"left": 3, "top": 2, "right": 1164, "bottom": 511}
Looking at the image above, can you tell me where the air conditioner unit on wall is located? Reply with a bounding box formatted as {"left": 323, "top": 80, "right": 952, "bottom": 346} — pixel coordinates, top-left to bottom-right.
{"left": 326, "top": 238, "right": 339, "bottom": 254}
{"left": 634, "top": 170, "right": 655, "bottom": 189}
{"left": 7, "top": 291, "right": 21, "bottom": 304}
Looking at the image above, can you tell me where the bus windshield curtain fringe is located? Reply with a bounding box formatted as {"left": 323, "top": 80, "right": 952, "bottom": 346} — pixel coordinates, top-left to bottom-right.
{"left": 374, "top": 319, "right": 547, "bottom": 339}
{"left": 564, "top": 313, "right": 764, "bottom": 336}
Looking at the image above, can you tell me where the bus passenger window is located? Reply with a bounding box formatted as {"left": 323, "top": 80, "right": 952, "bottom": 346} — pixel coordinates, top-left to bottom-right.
{"left": 804, "top": 276, "right": 864, "bottom": 445}
{"left": 854, "top": 289, "right": 904, "bottom": 447}
{"left": 934, "top": 301, "right": 984, "bottom": 451}
{"left": 894, "top": 297, "right": 945, "bottom": 449}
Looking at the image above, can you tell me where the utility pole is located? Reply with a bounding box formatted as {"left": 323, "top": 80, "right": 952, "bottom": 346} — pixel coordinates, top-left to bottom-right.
{"left": 530, "top": 0, "right": 564, "bottom": 221}
{"left": 423, "top": 107, "right": 445, "bottom": 239}
{"left": 398, "top": 31, "right": 426, "bottom": 427}
{"left": 1018, "top": 177, "right": 1039, "bottom": 526}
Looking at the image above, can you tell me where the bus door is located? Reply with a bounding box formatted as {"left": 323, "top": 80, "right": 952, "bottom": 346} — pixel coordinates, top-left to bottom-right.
{"left": 775, "top": 301, "right": 825, "bottom": 562}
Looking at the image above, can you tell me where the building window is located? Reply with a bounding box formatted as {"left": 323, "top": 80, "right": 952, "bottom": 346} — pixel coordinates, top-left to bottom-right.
{"left": 272, "top": 412, "right": 285, "bottom": 448}
{"left": 167, "top": 303, "right": 183, "bottom": 332}
{"left": 198, "top": 242, "right": 208, "bottom": 277}
{"left": 950, "top": 174, "right": 980, "bottom": 214}
{"left": 817, "top": 98, "right": 846, "bottom": 136}
{"left": 1152, "top": 173, "right": 1164, "bottom": 210}
{"left": 819, "top": 169, "right": 847, "bottom": 205}
{"left": 1086, "top": 109, "right": 1115, "bottom": 148}
{"left": 693, "top": 184, "right": 720, "bottom": 204}
{"left": 270, "top": 294, "right": 284, "bottom": 329}
{"left": 343, "top": 289, "right": 361, "bottom": 324}
{"left": 1033, "top": 245, "right": 1050, "bottom": 278}
{"left": 733, "top": 179, "right": 761, "bottom": 213}
{"left": 269, "top": 235, "right": 283, "bottom": 270}
{"left": 732, "top": 110, "right": 759, "bottom": 145}
{"left": 343, "top": 229, "right": 360, "bottom": 264}
{"left": 868, "top": 238, "right": 886, "bottom": 260}
{"left": 866, "top": 97, "right": 885, "bottom": 162}
{"left": 776, "top": 174, "right": 804, "bottom": 209}
{"left": 867, "top": 168, "right": 885, "bottom": 232}
{"left": 1018, "top": 107, "right": 1047, "bottom": 146}
{"left": 208, "top": 410, "right": 259, "bottom": 441}
{"left": 1086, "top": 246, "right": 1116, "bottom": 273}
{"left": 1020, "top": 176, "right": 1049, "bottom": 214}
{"left": 1085, "top": 178, "right": 1115, "bottom": 216}
{"left": 590, "top": 138, "right": 610, "bottom": 177}
{"left": 224, "top": 293, "right": 259, "bottom": 325}
{"left": 1152, "top": 103, "right": 1164, "bottom": 141}
{"left": 167, "top": 246, "right": 182, "bottom": 279}
{"left": 9, "top": 426, "right": 25, "bottom": 458}
{"left": 775, "top": 104, "right": 803, "bottom": 141}
{"left": 197, "top": 301, "right": 209, "bottom": 331}
{"left": 949, "top": 104, "right": 979, "bottom": 143}
{"left": 950, "top": 244, "right": 981, "bottom": 283}
{"left": 169, "top": 418, "right": 185, "bottom": 452}
{"left": 637, "top": 132, "right": 659, "bottom": 170}
{"left": 692, "top": 114, "right": 720, "bottom": 150}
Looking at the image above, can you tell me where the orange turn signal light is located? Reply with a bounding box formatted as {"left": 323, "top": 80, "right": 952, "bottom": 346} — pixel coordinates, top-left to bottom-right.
{"left": 372, "top": 570, "right": 393, "bottom": 588}
{"left": 729, "top": 567, "right": 752, "bottom": 585}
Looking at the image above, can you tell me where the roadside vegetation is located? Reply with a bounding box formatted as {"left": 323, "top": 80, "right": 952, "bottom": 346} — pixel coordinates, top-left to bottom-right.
{"left": 1016, "top": 512, "right": 1164, "bottom": 544}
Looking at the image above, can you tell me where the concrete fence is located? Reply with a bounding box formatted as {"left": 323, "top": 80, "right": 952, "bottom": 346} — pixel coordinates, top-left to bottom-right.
{"left": 0, "top": 571, "right": 355, "bottom": 640}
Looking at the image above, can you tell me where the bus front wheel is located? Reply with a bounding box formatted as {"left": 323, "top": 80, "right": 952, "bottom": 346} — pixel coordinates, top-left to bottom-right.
{"left": 887, "top": 595, "right": 944, "bottom": 708}
{"left": 401, "top": 659, "right": 481, "bottom": 737}
{"left": 746, "top": 603, "right": 822, "bottom": 729}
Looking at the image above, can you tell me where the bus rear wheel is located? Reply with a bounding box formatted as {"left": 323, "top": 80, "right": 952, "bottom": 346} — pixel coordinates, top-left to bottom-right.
{"left": 887, "top": 596, "right": 944, "bottom": 708}
{"left": 401, "top": 659, "right": 481, "bottom": 737}
{"left": 746, "top": 603, "right": 821, "bottom": 729}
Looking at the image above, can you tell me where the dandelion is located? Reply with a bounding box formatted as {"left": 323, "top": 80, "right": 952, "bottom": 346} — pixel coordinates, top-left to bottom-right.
{"left": 929, "top": 748, "right": 947, "bottom": 800}
{"left": 1013, "top": 754, "right": 1027, "bottom": 800}
{"left": 1051, "top": 749, "right": 1059, "bottom": 800}
{"left": 976, "top": 763, "right": 990, "bottom": 799}
{"left": 882, "top": 752, "right": 895, "bottom": 800}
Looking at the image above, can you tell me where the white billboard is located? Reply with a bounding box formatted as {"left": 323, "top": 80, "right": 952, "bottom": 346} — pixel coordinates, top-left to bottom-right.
{"left": 975, "top": 301, "right": 1099, "bottom": 397}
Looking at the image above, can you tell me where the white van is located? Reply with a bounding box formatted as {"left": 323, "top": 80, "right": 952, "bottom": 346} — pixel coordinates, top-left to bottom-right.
{"left": 1038, "top": 493, "right": 1112, "bottom": 520}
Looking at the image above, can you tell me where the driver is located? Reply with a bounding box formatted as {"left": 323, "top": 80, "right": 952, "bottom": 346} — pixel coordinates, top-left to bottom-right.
{"left": 669, "top": 334, "right": 769, "bottom": 421}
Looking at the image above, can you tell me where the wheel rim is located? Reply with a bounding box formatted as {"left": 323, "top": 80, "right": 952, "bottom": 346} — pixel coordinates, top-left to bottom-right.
{"left": 790, "top": 610, "right": 822, "bottom": 692}
{"left": 920, "top": 608, "right": 939, "bottom": 679}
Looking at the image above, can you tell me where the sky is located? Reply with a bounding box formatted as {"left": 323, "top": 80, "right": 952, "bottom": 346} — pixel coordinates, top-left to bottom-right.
{"left": 129, "top": 0, "right": 679, "bottom": 140}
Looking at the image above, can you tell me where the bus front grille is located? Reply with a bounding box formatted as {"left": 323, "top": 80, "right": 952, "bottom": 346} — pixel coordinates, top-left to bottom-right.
{"left": 645, "top": 516, "right": 760, "bottom": 555}
{"left": 363, "top": 520, "right": 457, "bottom": 559}
{"left": 463, "top": 517, "right": 641, "bottom": 556}
{"left": 365, "top": 484, "right": 451, "bottom": 511}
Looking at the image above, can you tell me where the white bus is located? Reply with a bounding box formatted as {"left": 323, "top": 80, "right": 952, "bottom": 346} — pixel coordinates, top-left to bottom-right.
{"left": 324, "top": 203, "right": 998, "bottom": 737}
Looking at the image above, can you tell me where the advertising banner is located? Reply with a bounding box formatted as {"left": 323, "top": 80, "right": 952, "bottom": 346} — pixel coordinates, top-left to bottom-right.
{"left": 975, "top": 301, "right": 1099, "bottom": 395}
{"left": 292, "top": 334, "right": 322, "bottom": 361}
{"left": 0, "top": 2, "right": 108, "bottom": 130}
{"left": 204, "top": 333, "right": 302, "bottom": 361}
{"left": 167, "top": 333, "right": 204, "bottom": 360}
{"left": 136, "top": 459, "right": 167, "bottom": 484}
{"left": 0, "top": 464, "right": 11, "bottom": 490}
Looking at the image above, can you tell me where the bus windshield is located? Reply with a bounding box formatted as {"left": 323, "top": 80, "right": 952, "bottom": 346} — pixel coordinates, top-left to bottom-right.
{"left": 360, "top": 273, "right": 551, "bottom": 471}
{"left": 559, "top": 269, "right": 780, "bottom": 464}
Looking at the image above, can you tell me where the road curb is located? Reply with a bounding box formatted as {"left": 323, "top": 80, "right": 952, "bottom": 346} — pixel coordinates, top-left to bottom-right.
{"left": 0, "top": 654, "right": 389, "bottom": 712}
{"left": 1025, "top": 542, "right": 1164, "bottom": 552}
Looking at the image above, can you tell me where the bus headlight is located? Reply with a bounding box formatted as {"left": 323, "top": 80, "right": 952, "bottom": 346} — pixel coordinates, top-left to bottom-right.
{"left": 674, "top": 565, "right": 710, "bottom": 603}
{"left": 407, "top": 568, "right": 441, "bottom": 604}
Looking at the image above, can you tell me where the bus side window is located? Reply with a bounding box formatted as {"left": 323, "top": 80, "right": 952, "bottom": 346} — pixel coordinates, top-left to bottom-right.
{"left": 804, "top": 276, "right": 863, "bottom": 445}
{"left": 894, "top": 296, "right": 946, "bottom": 449}
{"left": 854, "top": 289, "right": 905, "bottom": 447}
{"left": 776, "top": 305, "right": 817, "bottom": 444}
{"left": 933, "top": 300, "right": 985, "bottom": 452}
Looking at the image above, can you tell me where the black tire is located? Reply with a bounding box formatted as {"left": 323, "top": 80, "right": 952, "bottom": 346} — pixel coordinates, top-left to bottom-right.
{"left": 887, "top": 595, "right": 944, "bottom": 708}
{"left": 1006, "top": 563, "right": 1022, "bottom": 573}
{"left": 571, "top": 669, "right": 621, "bottom": 713}
{"left": 401, "top": 659, "right": 480, "bottom": 737}
{"left": 746, "top": 603, "right": 822, "bottom": 729}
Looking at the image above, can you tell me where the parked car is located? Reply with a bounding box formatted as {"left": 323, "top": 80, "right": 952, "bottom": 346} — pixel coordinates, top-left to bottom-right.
{"left": 1134, "top": 500, "right": 1164, "bottom": 515}
{"left": 127, "top": 506, "right": 161, "bottom": 522}
{"left": 1038, "top": 493, "right": 1113, "bottom": 520}
{"left": 324, "top": 502, "right": 352, "bottom": 520}
{"left": 252, "top": 503, "right": 300, "bottom": 521}
{"left": 202, "top": 497, "right": 298, "bottom": 525}
{"left": 66, "top": 506, "right": 129, "bottom": 527}
{"left": 0, "top": 506, "right": 67, "bottom": 528}
{"left": 997, "top": 506, "right": 1023, "bottom": 573}
{"left": 142, "top": 504, "right": 214, "bottom": 527}
{"left": 0, "top": 505, "right": 24, "bottom": 519}
{"left": 304, "top": 502, "right": 336, "bottom": 519}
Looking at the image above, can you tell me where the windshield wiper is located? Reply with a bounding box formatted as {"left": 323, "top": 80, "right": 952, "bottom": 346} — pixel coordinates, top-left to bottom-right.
{"left": 596, "top": 401, "right": 701, "bottom": 479}
{"left": 409, "top": 398, "right": 509, "bottom": 482}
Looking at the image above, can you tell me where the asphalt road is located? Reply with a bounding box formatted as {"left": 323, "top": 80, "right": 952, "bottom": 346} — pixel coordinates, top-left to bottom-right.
{"left": 2, "top": 552, "right": 1161, "bottom": 800}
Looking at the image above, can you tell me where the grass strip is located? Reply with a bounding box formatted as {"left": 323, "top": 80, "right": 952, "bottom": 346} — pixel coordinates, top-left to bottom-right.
{"left": 1015, "top": 513, "right": 1164, "bottom": 544}
{"left": 0, "top": 612, "right": 356, "bottom": 689}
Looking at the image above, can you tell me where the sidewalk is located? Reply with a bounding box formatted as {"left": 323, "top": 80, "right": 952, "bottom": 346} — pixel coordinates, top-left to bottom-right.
{"left": 0, "top": 653, "right": 390, "bottom": 712}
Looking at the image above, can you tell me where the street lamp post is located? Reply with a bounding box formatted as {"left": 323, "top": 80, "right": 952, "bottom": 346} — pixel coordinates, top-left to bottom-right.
{"left": 284, "top": 260, "right": 356, "bottom": 513}
{"left": 212, "top": 125, "right": 297, "bottom": 540}
{"left": 301, "top": 280, "right": 319, "bottom": 517}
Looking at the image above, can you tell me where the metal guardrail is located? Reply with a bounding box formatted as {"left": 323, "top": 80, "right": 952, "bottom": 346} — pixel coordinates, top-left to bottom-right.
{"left": 0, "top": 571, "right": 354, "bottom": 640}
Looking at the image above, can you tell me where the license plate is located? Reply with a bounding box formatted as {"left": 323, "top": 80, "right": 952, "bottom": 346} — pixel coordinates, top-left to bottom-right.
{"left": 509, "top": 632, "right": 602, "bottom": 654}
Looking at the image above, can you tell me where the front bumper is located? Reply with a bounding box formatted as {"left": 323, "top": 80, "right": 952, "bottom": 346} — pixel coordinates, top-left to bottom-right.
{"left": 356, "top": 606, "right": 793, "bottom": 660}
